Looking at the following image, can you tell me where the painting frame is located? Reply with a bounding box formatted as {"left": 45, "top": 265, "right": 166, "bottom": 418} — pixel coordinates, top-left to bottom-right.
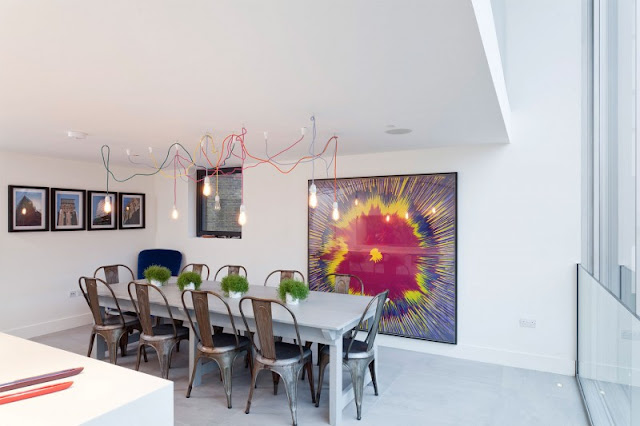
{"left": 8, "top": 185, "right": 50, "bottom": 232}
{"left": 50, "top": 188, "right": 86, "bottom": 231}
{"left": 307, "top": 172, "right": 458, "bottom": 344}
{"left": 87, "top": 190, "right": 118, "bottom": 231}
{"left": 118, "top": 192, "right": 145, "bottom": 230}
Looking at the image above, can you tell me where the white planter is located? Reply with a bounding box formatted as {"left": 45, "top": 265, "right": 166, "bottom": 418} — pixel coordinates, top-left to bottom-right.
{"left": 184, "top": 283, "right": 196, "bottom": 290}
{"left": 286, "top": 293, "right": 299, "bottom": 305}
{"left": 229, "top": 291, "right": 243, "bottom": 299}
{"left": 150, "top": 279, "right": 163, "bottom": 287}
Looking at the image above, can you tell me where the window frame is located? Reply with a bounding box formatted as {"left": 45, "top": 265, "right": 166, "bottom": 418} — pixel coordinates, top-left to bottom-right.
{"left": 195, "top": 168, "right": 242, "bottom": 238}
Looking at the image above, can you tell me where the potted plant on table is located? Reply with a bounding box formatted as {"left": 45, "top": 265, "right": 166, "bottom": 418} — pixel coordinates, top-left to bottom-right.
{"left": 144, "top": 265, "right": 172, "bottom": 287}
{"left": 177, "top": 271, "right": 202, "bottom": 291}
{"left": 221, "top": 274, "right": 249, "bottom": 298}
{"left": 278, "top": 278, "right": 309, "bottom": 305}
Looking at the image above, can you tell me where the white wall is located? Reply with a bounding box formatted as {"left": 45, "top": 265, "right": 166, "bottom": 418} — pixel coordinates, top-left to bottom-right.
{"left": 0, "top": 151, "right": 156, "bottom": 338}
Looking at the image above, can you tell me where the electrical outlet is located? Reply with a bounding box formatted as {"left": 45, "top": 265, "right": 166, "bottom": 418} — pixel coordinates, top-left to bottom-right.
{"left": 519, "top": 319, "right": 536, "bottom": 328}
{"left": 69, "top": 290, "right": 82, "bottom": 298}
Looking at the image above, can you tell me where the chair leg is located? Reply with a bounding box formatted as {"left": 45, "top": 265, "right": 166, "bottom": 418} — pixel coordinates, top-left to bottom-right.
{"left": 142, "top": 345, "right": 148, "bottom": 362}
{"left": 272, "top": 372, "right": 281, "bottom": 395}
{"left": 186, "top": 354, "right": 201, "bottom": 398}
{"left": 87, "top": 332, "right": 96, "bottom": 357}
{"left": 218, "top": 358, "right": 234, "bottom": 409}
{"left": 135, "top": 343, "right": 144, "bottom": 371}
{"left": 347, "top": 359, "right": 369, "bottom": 420}
{"left": 305, "top": 360, "right": 316, "bottom": 404}
{"left": 368, "top": 359, "right": 379, "bottom": 396}
{"left": 119, "top": 332, "right": 128, "bottom": 357}
{"left": 108, "top": 339, "right": 118, "bottom": 365}
{"left": 315, "top": 355, "right": 329, "bottom": 407}
{"left": 176, "top": 340, "right": 180, "bottom": 353}
{"left": 245, "top": 364, "right": 260, "bottom": 414}
{"left": 281, "top": 366, "right": 300, "bottom": 426}
{"left": 301, "top": 341, "right": 313, "bottom": 380}
{"left": 159, "top": 346, "right": 171, "bottom": 379}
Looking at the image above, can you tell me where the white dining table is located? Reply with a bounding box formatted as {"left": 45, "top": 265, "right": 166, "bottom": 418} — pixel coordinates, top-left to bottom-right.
{"left": 97, "top": 279, "right": 376, "bottom": 426}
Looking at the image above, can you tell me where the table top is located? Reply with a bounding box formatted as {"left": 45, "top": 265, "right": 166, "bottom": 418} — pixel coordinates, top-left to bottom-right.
{"left": 103, "top": 279, "right": 374, "bottom": 333}
{"left": 0, "top": 333, "right": 172, "bottom": 424}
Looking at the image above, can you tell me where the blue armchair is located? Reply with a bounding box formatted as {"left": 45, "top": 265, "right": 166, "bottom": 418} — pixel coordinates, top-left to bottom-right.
{"left": 137, "top": 249, "right": 183, "bottom": 279}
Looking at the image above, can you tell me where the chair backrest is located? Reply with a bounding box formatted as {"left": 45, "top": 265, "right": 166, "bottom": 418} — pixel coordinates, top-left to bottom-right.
{"left": 78, "top": 276, "right": 125, "bottom": 327}
{"left": 181, "top": 263, "right": 211, "bottom": 280}
{"left": 326, "top": 273, "right": 364, "bottom": 294}
{"left": 93, "top": 264, "right": 135, "bottom": 285}
{"left": 181, "top": 290, "right": 239, "bottom": 349}
{"left": 127, "top": 282, "right": 177, "bottom": 338}
{"left": 137, "top": 249, "right": 183, "bottom": 279}
{"left": 345, "top": 290, "right": 389, "bottom": 356}
{"left": 213, "top": 264, "right": 248, "bottom": 281}
{"left": 263, "top": 269, "right": 305, "bottom": 286}
{"left": 239, "top": 296, "right": 304, "bottom": 361}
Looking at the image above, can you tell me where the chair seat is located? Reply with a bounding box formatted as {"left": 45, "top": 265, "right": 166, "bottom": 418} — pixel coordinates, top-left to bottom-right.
{"left": 147, "top": 324, "right": 189, "bottom": 338}
{"left": 320, "top": 338, "right": 373, "bottom": 359}
{"left": 198, "top": 333, "right": 250, "bottom": 354}
{"left": 255, "top": 341, "right": 312, "bottom": 366}
{"left": 98, "top": 314, "right": 139, "bottom": 329}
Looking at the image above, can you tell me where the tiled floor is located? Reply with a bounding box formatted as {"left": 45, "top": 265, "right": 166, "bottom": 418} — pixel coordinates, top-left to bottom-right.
{"left": 32, "top": 325, "right": 588, "bottom": 426}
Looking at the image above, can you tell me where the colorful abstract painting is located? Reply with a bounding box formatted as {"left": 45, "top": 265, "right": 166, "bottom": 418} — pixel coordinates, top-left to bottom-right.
{"left": 308, "top": 173, "right": 457, "bottom": 343}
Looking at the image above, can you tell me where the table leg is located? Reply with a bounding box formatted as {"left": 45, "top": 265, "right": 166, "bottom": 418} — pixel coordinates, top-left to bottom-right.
{"left": 329, "top": 337, "right": 342, "bottom": 426}
{"left": 189, "top": 327, "right": 203, "bottom": 387}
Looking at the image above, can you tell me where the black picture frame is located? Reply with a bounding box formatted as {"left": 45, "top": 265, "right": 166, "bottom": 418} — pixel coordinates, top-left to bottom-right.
{"left": 118, "top": 192, "right": 145, "bottom": 229}
{"left": 196, "top": 168, "right": 242, "bottom": 238}
{"left": 87, "top": 191, "right": 118, "bottom": 231}
{"left": 8, "top": 185, "right": 50, "bottom": 232}
{"left": 50, "top": 188, "right": 86, "bottom": 231}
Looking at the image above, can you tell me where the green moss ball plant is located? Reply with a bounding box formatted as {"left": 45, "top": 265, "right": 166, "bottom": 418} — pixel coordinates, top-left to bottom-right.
{"left": 277, "top": 278, "right": 309, "bottom": 305}
{"left": 221, "top": 274, "right": 249, "bottom": 298}
{"left": 144, "top": 265, "right": 172, "bottom": 286}
{"left": 177, "top": 271, "right": 202, "bottom": 291}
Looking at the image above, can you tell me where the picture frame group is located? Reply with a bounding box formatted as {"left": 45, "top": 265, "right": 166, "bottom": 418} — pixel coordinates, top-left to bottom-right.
{"left": 8, "top": 185, "right": 145, "bottom": 232}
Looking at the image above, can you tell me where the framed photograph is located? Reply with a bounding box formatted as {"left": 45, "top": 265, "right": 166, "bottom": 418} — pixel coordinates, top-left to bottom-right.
{"left": 119, "top": 192, "right": 145, "bottom": 229}
{"left": 8, "top": 185, "right": 49, "bottom": 232}
{"left": 87, "top": 191, "right": 117, "bottom": 231}
{"left": 308, "top": 173, "right": 457, "bottom": 344}
{"left": 50, "top": 188, "right": 86, "bottom": 231}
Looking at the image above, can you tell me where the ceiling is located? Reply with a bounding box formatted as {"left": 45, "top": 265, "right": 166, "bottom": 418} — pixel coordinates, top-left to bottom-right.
{"left": 0, "top": 0, "right": 509, "bottom": 164}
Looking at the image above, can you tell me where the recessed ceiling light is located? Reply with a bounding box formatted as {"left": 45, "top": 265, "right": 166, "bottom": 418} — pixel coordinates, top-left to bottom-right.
{"left": 67, "top": 130, "right": 88, "bottom": 139}
{"left": 385, "top": 128, "right": 412, "bottom": 135}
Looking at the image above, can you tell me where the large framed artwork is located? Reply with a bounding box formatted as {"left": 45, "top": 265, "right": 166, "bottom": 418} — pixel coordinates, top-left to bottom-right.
{"left": 87, "top": 191, "right": 117, "bottom": 231}
{"left": 119, "top": 193, "right": 145, "bottom": 229}
{"left": 8, "top": 185, "right": 49, "bottom": 232}
{"left": 50, "top": 188, "right": 85, "bottom": 231}
{"left": 308, "top": 173, "right": 457, "bottom": 344}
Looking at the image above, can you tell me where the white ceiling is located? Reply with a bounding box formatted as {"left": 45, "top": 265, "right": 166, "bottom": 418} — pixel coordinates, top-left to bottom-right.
{"left": 0, "top": 0, "right": 509, "bottom": 164}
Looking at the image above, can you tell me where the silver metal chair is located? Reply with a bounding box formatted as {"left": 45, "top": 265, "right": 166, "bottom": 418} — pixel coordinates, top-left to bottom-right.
{"left": 127, "top": 281, "right": 189, "bottom": 379}
{"left": 240, "top": 296, "right": 315, "bottom": 426}
{"left": 181, "top": 289, "right": 252, "bottom": 408}
{"left": 315, "top": 290, "right": 389, "bottom": 420}
{"left": 79, "top": 276, "right": 142, "bottom": 364}
{"left": 326, "top": 273, "right": 365, "bottom": 294}
{"left": 263, "top": 269, "right": 305, "bottom": 286}
{"left": 214, "top": 264, "right": 248, "bottom": 281}
{"left": 181, "top": 263, "right": 211, "bottom": 280}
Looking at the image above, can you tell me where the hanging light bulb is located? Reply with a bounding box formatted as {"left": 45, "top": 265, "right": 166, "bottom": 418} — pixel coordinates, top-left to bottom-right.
{"left": 332, "top": 202, "right": 340, "bottom": 221}
{"left": 308, "top": 183, "right": 318, "bottom": 208}
{"left": 431, "top": 207, "right": 436, "bottom": 214}
{"left": 21, "top": 207, "right": 26, "bottom": 215}
{"left": 354, "top": 197, "right": 359, "bottom": 206}
{"left": 203, "top": 175, "right": 212, "bottom": 196}
{"left": 214, "top": 194, "right": 221, "bottom": 210}
{"left": 405, "top": 211, "right": 409, "bottom": 220}
{"left": 171, "top": 205, "right": 179, "bottom": 220}
{"left": 238, "top": 204, "right": 247, "bottom": 226}
{"left": 385, "top": 214, "right": 390, "bottom": 222}
{"left": 103, "top": 196, "right": 112, "bottom": 213}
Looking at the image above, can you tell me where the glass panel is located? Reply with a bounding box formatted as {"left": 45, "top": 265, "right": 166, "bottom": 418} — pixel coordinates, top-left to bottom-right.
{"left": 198, "top": 170, "right": 242, "bottom": 237}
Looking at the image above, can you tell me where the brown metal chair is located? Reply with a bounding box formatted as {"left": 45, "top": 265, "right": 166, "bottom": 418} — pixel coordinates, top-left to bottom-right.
{"left": 181, "top": 290, "right": 252, "bottom": 408}
{"left": 181, "top": 263, "right": 211, "bottom": 280}
{"left": 93, "top": 264, "right": 135, "bottom": 284}
{"left": 315, "top": 290, "right": 389, "bottom": 420}
{"left": 79, "top": 276, "right": 142, "bottom": 364}
{"left": 240, "top": 296, "right": 315, "bottom": 426}
{"left": 127, "top": 281, "right": 189, "bottom": 379}
{"left": 214, "top": 264, "right": 248, "bottom": 281}
{"left": 326, "top": 273, "right": 365, "bottom": 294}
{"left": 263, "top": 269, "right": 305, "bottom": 286}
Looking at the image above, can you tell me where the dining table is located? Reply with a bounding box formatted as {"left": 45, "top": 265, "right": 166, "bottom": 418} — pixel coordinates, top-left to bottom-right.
{"left": 96, "top": 278, "right": 376, "bottom": 426}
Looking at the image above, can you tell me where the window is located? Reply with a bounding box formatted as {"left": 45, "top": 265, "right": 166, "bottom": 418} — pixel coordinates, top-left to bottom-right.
{"left": 196, "top": 168, "right": 242, "bottom": 238}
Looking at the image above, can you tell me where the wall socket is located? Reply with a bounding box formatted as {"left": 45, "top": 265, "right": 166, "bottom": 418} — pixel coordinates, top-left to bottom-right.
{"left": 519, "top": 318, "right": 536, "bottom": 328}
{"left": 69, "top": 290, "right": 82, "bottom": 298}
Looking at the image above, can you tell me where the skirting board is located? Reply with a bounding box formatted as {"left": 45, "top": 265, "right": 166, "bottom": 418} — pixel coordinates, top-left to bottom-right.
{"left": 3, "top": 313, "right": 93, "bottom": 339}
{"left": 377, "top": 335, "right": 576, "bottom": 376}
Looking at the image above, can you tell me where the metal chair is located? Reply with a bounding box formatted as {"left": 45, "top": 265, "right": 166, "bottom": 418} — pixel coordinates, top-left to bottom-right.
{"left": 326, "top": 273, "right": 365, "bottom": 294}
{"left": 263, "top": 270, "right": 305, "bottom": 286}
{"left": 93, "top": 264, "right": 135, "bottom": 284}
{"left": 181, "top": 290, "right": 252, "bottom": 408}
{"left": 181, "top": 263, "right": 211, "bottom": 280}
{"left": 240, "top": 296, "right": 315, "bottom": 426}
{"left": 315, "top": 290, "right": 389, "bottom": 420}
{"left": 214, "top": 264, "right": 248, "bottom": 281}
{"left": 127, "top": 282, "right": 189, "bottom": 379}
{"left": 79, "top": 276, "right": 142, "bottom": 364}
